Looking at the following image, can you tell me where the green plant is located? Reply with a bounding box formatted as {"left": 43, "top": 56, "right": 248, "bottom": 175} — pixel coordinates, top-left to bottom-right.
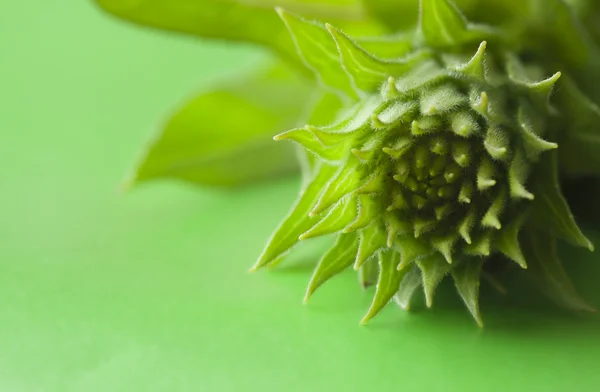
{"left": 96, "top": 0, "right": 600, "bottom": 325}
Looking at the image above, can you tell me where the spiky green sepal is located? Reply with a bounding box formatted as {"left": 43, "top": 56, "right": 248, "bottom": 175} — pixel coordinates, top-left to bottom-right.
{"left": 253, "top": 0, "right": 595, "bottom": 325}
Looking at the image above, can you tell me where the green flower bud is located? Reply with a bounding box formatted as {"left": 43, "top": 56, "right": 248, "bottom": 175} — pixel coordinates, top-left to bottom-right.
{"left": 252, "top": 0, "right": 596, "bottom": 326}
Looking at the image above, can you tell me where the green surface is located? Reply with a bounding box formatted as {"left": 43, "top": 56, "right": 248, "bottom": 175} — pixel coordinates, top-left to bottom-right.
{"left": 1, "top": 1, "right": 600, "bottom": 391}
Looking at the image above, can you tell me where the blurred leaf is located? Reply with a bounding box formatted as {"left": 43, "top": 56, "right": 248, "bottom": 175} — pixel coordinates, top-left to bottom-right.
{"left": 557, "top": 77, "right": 600, "bottom": 178}
{"left": 527, "top": 0, "right": 599, "bottom": 68}
{"left": 562, "top": 177, "right": 600, "bottom": 224}
{"left": 530, "top": 150, "right": 594, "bottom": 251}
{"left": 522, "top": 229, "right": 596, "bottom": 313}
{"left": 94, "top": 0, "right": 381, "bottom": 67}
{"left": 360, "top": 0, "right": 419, "bottom": 31}
{"left": 304, "top": 90, "right": 346, "bottom": 127}
{"left": 126, "top": 64, "right": 313, "bottom": 188}
{"left": 361, "top": 0, "right": 495, "bottom": 32}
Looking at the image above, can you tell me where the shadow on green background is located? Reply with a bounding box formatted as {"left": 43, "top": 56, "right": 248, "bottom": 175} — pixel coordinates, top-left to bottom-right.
{"left": 0, "top": 1, "right": 599, "bottom": 391}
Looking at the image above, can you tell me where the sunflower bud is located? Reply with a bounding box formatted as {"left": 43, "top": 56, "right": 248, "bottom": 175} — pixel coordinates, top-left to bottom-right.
{"left": 252, "top": 0, "right": 595, "bottom": 326}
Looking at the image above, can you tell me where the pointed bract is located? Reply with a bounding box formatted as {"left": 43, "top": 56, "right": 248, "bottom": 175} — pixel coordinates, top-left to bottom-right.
{"left": 304, "top": 233, "right": 359, "bottom": 302}
{"left": 477, "top": 157, "right": 497, "bottom": 190}
{"left": 300, "top": 196, "right": 358, "bottom": 240}
{"left": 458, "top": 180, "right": 473, "bottom": 204}
{"left": 481, "top": 188, "right": 506, "bottom": 230}
{"left": 252, "top": 163, "right": 337, "bottom": 270}
{"left": 483, "top": 127, "right": 510, "bottom": 161}
{"left": 344, "top": 194, "right": 380, "bottom": 233}
{"left": 361, "top": 250, "right": 407, "bottom": 324}
{"left": 355, "top": 221, "right": 388, "bottom": 269}
{"left": 453, "top": 41, "right": 487, "bottom": 81}
{"left": 452, "top": 258, "right": 485, "bottom": 327}
{"left": 311, "top": 157, "right": 363, "bottom": 215}
{"left": 465, "top": 232, "right": 492, "bottom": 257}
{"left": 517, "top": 104, "right": 558, "bottom": 160}
{"left": 471, "top": 91, "right": 491, "bottom": 119}
{"left": 496, "top": 214, "right": 527, "bottom": 268}
{"left": 526, "top": 72, "right": 561, "bottom": 107}
{"left": 275, "top": 127, "right": 349, "bottom": 161}
{"left": 327, "top": 24, "right": 433, "bottom": 93}
{"left": 458, "top": 206, "right": 477, "bottom": 244}
{"left": 431, "top": 235, "right": 457, "bottom": 264}
{"left": 451, "top": 110, "right": 480, "bottom": 137}
{"left": 396, "top": 236, "right": 432, "bottom": 270}
{"left": 418, "top": 254, "right": 452, "bottom": 307}
{"left": 508, "top": 147, "right": 535, "bottom": 200}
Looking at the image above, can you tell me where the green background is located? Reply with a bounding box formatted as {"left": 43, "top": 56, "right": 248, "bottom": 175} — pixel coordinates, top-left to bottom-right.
{"left": 1, "top": 1, "right": 600, "bottom": 391}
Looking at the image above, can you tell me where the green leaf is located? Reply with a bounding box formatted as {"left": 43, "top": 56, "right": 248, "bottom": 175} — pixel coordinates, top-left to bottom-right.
{"left": 126, "top": 64, "right": 311, "bottom": 188}
{"left": 451, "top": 258, "right": 484, "bottom": 327}
{"left": 252, "top": 162, "right": 338, "bottom": 270}
{"left": 530, "top": 150, "right": 594, "bottom": 251}
{"left": 326, "top": 24, "right": 433, "bottom": 93}
{"left": 361, "top": 249, "right": 407, "bottom": 324}
{"left": 557, "top": 78, "right": 600, "bottom": 177}
{"left": 419, "top": 0, "right": 497, "bottom": 48}
{"left": 94, "top": 0, "right": 375, "bottom": 68}
{"left": 522, "top": 229, "right": 596, "bottom": 313}
{"left": 304, "top": 233, "right": 360, "bottom": 301}
{"left": 277, "top": 9, "right": 357, "bottom": 97}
